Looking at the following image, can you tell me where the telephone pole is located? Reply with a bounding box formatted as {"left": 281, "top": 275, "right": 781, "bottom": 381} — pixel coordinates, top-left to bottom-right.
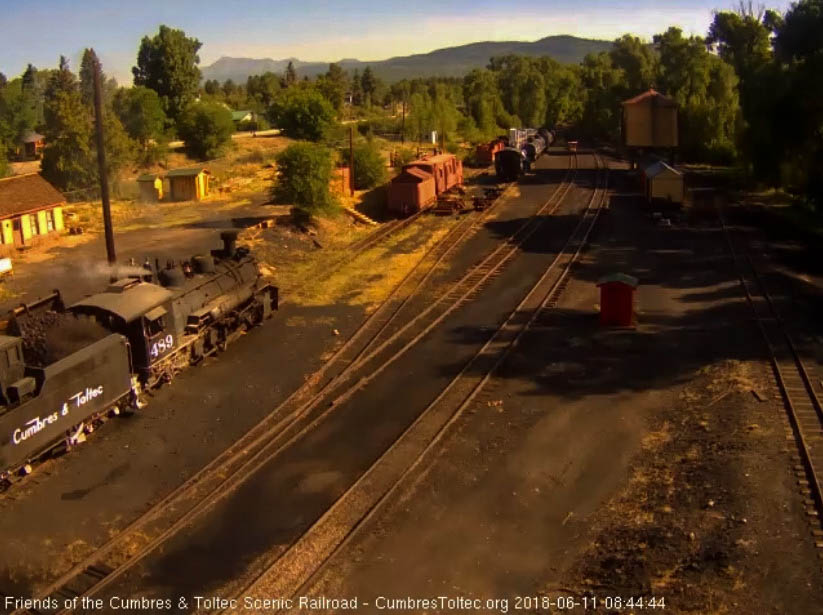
{"left": 348, "top": 125, "right": 354, "bottom": 196}
{"left": 91, "top": 49, "right": 116, "bottom": 265}
{"left": 401, "top": 99, "right": 406, "bottom": 145}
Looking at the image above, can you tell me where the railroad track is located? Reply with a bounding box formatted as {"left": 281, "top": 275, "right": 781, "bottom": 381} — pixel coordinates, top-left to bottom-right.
{"left": 14, "top": 153, "right": 579, "bottom": 614}
{"left": 290, "top": 169, "right": 507, "bottom": 299}
{"left": 227, "top": 153, "right": 609, "bottom": 610}
{"left": 718, "top": 208, "right": 823, "bottom": 542}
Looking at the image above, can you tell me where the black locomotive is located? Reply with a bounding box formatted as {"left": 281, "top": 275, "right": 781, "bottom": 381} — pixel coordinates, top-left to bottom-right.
{"left": 0, "top": 231, "right": 277, "bottom": 483}
{"left": 495, "top": 147, "right": 526, "bottom": 181}
{"left": 495, "top": 128, "right": 553, "bottom": 182}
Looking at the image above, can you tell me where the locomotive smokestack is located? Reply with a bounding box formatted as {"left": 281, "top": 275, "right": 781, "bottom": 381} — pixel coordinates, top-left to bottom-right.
{"left": 220, "top": 230, "right": 239, "bottom": 258}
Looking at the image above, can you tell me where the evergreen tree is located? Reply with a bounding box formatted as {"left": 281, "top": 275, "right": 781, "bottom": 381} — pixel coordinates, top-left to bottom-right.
{"left": 361, "top": 66, "right": 377, "bottom": 106}
{"left": 285, "top": 61, "right": 297, "bottom": 86}
{"left": 204, "top": 79, "right": 220, "bottom": 96}
{"left": 79, "top": 48, "right": 97, "bottom": 107}
{"left": 21, "top": 64, "right": 37, "bottom": 94}
{"left": 351, "top": 69, "right": 363, "bottom": 106}
{"left": 316, "top": 63, "right": 347, "bottom": 111}
{"left": 41, "top": 58, "right": 95, "bottom": 191}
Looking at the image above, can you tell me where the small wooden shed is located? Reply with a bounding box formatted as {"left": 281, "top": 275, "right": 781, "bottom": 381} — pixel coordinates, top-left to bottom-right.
{"left": 622, "top": 89, "right": 678, "bottom": 148}
{"left": 597, "top": 273, "right": 638, "bottom": 328}
{"left": 643, "top": 161, "right": 684, "bottom": 204}
{"left": 20, "top": 130, "right": 45, "bottom": 160}
{"left": 388, "top": 167, "right": 436, "bottom": 216}
{"left": 167, "top": 167, "right": 210, "bottom": 202}
{"left": 136, "top": 173, "right": 163, "bottom": 203}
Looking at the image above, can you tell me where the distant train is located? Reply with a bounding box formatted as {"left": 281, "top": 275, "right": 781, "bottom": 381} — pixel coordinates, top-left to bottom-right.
{"left": 0, "top": 231, "right": 278, "bottom": 484}
{"left": 388, "top": 152, "right": 464, "bottom": 216}
{"left": 495, "top": 128, "right": 554, "bottom": 181}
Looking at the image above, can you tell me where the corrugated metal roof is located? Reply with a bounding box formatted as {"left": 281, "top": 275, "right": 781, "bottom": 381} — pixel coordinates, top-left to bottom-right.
{"left": 622, "top": 89, "right": 677, "bottom": 107}
{"left": 0, "top": 173, "right": 65, "bottom": 218}
{"left": 70, "top": 282, "right": 173, "bottom": 324}
{"left": 166, "top": 167, "right": 209, "bottom": 178}
{"left": 136, "top": 173, "right": 159, "bottom": 182}
{"left": 644, "top": 160, "right": 681, "bottom": 178}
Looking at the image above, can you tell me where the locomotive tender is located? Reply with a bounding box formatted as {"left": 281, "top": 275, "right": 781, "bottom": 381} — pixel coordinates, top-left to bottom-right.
{"left": 0, "top": 231, "right": 278, "bottom": 483}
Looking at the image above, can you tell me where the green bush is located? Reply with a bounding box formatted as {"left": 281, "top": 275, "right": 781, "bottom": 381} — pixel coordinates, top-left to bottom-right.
{"left": 0, "top": 150, "right": 9, "bottom": 179}
{"left": 177, "top": 102, "right": 234, "bottom": 160}
{"left": 394, "top": 147, "right": 416, "bottom": 167}
{"left": 272, "top": 142, "right": 337, "bottom": 217}
{"left": 268, "top": 87, "right": 336, "bottom": 141}
{"left": 353, "top": 141, "right": 387, "bottom": 190}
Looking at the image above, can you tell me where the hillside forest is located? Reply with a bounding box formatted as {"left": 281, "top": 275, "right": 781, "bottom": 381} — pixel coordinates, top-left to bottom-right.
{"left": 0, "top": 1, "right": 821, "bottom": 206}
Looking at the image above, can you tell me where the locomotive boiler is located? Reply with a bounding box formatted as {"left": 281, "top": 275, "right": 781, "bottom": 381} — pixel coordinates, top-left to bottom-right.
{"left": 0, "top": 231, "right": 278, "bottom": 484}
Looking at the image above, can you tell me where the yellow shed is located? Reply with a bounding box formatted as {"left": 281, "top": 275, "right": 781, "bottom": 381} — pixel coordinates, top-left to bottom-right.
{"left": 622, "top": 89, "right": 678, "bottom": 148}
{"left": 137, "top": 173, "right": 164, "bottom": 202}
{"left": 167, "top": 167, "right": 211, "bottom": 202}
{"left": 643, "top": 161, "right": 684, "bottom": 204}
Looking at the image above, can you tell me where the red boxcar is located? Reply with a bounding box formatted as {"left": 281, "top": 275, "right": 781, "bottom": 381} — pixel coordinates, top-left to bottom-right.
{"left": 388, "top": 167, "right": 437, "bottom": 216}
{"left": 404, "top": 154, "right": 463, "bottom": 195}
{"left": 475, "top": 139, "right": 504, "bottom": 166}
{"left": 388, "top": 153, "right": 463, "bottom": 216}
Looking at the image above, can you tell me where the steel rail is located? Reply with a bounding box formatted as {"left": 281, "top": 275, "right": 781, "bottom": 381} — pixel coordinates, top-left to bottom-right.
{"left": 717, "top": 206, "right": 823, "bottom": 527}
{"left": 229, "top": 154, "right": 609, "bottom": 609}
{"left": 20, "top": 154, "right": 576, "bottom": 614}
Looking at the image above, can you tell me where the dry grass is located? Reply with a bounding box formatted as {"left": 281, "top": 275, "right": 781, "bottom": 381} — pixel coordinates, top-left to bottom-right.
{"left": 279, "top": 219, "right": 455, "bottom": 309}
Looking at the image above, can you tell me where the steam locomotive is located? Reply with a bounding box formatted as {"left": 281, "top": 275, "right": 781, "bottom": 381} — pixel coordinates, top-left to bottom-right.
{"left": 0, "top": 231, "right": 278, "bottom": 484}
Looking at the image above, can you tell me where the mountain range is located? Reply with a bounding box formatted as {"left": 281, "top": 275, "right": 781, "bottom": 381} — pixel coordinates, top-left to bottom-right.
{"left": 201, "top": 35, "right": 613, "bottom": 83}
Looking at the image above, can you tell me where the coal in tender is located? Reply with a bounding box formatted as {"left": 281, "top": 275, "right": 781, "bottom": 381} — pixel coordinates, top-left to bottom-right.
{"left": 15, "top": 311, "right": 110, "bottom": 367}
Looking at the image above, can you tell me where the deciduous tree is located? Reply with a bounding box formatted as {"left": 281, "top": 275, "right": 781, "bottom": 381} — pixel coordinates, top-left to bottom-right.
{"left": 352, "top": 141, "right": 387, "bottom": 190}
{"left": 132, "top": 25, "right": 202, "bottom": 122}
{"left": 267, "top": 87, "right": 336, "bottom": 140}
{"left": 272, "top": 142, "right": 337, "bottom": 217}
{"left": 176, "top": 101, "right": 234, "bottom": 160}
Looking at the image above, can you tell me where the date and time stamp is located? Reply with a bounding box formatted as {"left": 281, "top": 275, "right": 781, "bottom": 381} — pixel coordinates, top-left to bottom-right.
{"left": 6, "top": 593, "right": 667, "bottom": 612}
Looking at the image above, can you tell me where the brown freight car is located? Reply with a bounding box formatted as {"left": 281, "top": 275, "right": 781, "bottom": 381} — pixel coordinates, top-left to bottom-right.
{"left": 475, "top": 139, "right": 504, "bottom": 166}
{"left": 404, "top": 154, "right": 463, "bottom": 195}
{"left": 388, "top": 153, "right": 464, "bottom": 217}
{"left": 388, "top": 167, "right": 437, "bottom": 216}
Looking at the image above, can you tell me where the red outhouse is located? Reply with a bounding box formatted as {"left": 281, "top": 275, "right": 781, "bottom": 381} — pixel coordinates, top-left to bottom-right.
{"left": 597, "top": 273, "right": 638, "bottom": 327}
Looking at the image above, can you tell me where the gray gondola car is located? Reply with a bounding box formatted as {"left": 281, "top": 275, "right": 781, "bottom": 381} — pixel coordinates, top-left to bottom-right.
{"left": 0, "top": 333, "right": 135, "bottom": 478}
{"left": 495, "top": 147, "right": 526, "bottom": 182}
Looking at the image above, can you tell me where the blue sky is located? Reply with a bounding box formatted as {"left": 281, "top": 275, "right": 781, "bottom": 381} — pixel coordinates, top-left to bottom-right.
{"left": 0, "top": 0, "right": 794, "bottom": 83}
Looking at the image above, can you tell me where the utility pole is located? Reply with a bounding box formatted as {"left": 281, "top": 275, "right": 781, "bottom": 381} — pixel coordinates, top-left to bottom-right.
{"left": 91, "top": 49, "right": 116, "bottom": 266}
{"left": 348, "top": 125, "right": 354, "bottom": 196}
{"left": 401, "top": 99, "right": 406, "bottom": 145}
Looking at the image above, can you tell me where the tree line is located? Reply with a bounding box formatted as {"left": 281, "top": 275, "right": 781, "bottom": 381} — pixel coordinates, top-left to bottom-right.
{"left": 1, "top": 1, "right": 821, "bottom": 205}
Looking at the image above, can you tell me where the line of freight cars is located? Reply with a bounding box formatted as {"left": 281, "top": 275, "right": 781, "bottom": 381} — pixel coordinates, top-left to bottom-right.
{"left": 388, "top": 128, "right": 554, "bottom": 217}
{"left": 0, "top": 231, "right": 278, "bottom": 485}
{"left": 388, "top": 152, "right": 464, "bottom": 216}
